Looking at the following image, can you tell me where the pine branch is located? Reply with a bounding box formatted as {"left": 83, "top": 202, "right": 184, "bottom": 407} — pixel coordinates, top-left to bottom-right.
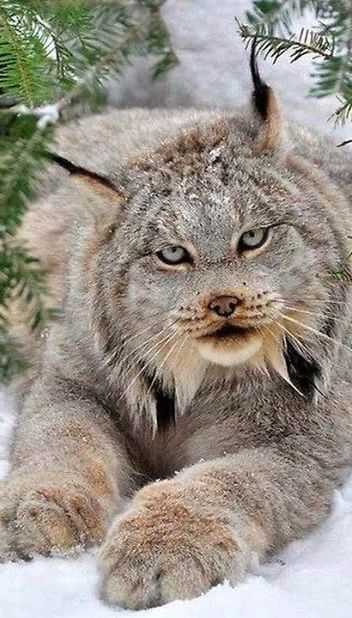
{"left": 0, "top": 1, "right": 55, "bottom": 106}
{"left": 245, "top": 0, "right": 317, "bottom": 36}
{"left": 0, "top": 328, "right": 28, "bottom": 384}
{"left": 0, "top": 114, "right": 56, "bottom": 381}
{"left": 2, "top": 242, "right": 58, "bottom": 330}
{"left": 55, "top": 8, "right": 156, "bottom": 112}
{"left": 332, "top": 95, "right": 352, "bottom": 126}
{"left": 0, "top": 115, "right": 52, "bottom": 235}
{"left": 238, "top": 22, "right": 333, "bottom": 62}
{"left": 0, "top": 1, "right": 177, "bottom": 110}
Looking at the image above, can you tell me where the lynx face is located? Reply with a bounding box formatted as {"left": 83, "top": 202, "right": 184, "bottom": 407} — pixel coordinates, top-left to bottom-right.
{"left": 124, "top": 192, "right": 305, "bottom": 370}
{"left": 92, "top": 118, "right": 348, "bottom": 416}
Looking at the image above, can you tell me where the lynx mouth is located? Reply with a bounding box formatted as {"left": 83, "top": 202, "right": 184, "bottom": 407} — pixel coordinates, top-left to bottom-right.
{"left": 201, "top": 323, "right": 253, "bottom": 340}
{"left": 196, "top": 322, "right": 263, "bottom": 367}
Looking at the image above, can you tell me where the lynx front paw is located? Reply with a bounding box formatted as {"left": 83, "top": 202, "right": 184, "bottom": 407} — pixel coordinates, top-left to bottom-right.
{"left": 0, "top": 473, "right": 108, "bottom": 560}
{"left": 99, "top": 481, "right": 247, "bottom": 609}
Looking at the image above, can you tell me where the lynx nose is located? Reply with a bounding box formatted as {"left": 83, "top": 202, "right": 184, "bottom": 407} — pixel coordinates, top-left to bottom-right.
{"left": 208, "top": 296, "right": 239, "bottom": 318}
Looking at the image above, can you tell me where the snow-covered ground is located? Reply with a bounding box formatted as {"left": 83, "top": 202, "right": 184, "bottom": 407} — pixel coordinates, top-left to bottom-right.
{"left": 2, "top": 1, "right": 352, "bottom": 615}
{"left": 1, "top": 393, "right": 352, "bottom": 617}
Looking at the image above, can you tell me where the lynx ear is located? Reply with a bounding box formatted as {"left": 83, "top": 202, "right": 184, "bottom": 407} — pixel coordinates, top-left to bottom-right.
{"left": 49, "top": 152, "right": 126, "bottom": 204}
{"left": 250, "top": 41, "right": 283, "bottom": 155}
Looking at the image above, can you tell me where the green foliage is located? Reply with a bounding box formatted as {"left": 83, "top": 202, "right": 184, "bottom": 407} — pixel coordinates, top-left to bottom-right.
{"left": 0, "top": 116, "right": 51, "bottom": 234}
{"left": 0, "top": 0, "right": 176, "bottom": 383}
{"left": 0, "top": 0, "right": 177, "bottom": 108}
{"left": 0, "top": 115, "right": 55, "bottom": 382}
{"left": 238, "top": 0, "right": 352, "bottom": 126}
{"left": 238, "top": 21, "right": 333, "bottom": 62}
{"left": 244, "top": 1, "right": 316, "bottom": 35}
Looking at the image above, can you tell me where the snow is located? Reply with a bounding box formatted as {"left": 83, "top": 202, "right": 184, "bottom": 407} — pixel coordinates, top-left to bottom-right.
{"left": 1, "top": 393, "right": 352, "bottom": 617}
{"left": 15, "top": 104, "right": 60, "bottom": 129}
{"left": 2, "top": 1, "right": 352, "bottom": 615}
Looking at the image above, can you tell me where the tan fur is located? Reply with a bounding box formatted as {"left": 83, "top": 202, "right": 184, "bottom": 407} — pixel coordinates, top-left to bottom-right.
{"left": 1, "top": 100, "right": 352, "bottom": 609}
{"left": 254, "top": 88, "right": 283, "bottom": 154}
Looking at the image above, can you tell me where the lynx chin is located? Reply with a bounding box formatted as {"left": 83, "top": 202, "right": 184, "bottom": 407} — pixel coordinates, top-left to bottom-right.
{"left": 1, "top": 50, "right": 352, "bottom": 610}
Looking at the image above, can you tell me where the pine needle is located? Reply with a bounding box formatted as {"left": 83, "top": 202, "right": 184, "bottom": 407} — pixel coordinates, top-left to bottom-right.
{"left": 238, "top": 22, "right": 333, "bottom": 63}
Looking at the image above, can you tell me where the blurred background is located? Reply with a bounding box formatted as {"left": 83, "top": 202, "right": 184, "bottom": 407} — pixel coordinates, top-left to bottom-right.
{"left": 108, "top": 0, "right": 348, "bottom": 140}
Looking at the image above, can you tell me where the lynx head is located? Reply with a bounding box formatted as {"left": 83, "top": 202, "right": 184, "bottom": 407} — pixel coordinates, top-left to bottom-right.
{"left": 70, "top": 47, "right": 352, "bottom": 430}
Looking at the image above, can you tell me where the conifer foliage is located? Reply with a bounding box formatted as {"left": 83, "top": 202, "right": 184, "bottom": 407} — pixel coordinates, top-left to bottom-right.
{"left": 238, "top": 1, "right": 352, "bottom": 126}
{"left": 0, "top": 0, "right": 176, "bottom": 383}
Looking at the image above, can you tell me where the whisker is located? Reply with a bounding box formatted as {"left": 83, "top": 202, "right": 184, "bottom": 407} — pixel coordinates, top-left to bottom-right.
{"left": 261, "top": 324, "right": 303, "bottom": 394}
{"left": 173, "top": 333, "right": 189, "bottom": 367}
{"left": 276, "top": 310, "right": 352, "bottom": 356}
{"left": 145, "top": 334, "right": 184, "bottom": 399}
{"left": 120, "top": 318, "right": 180, "bottom": 366}
{"left": 276, "top": 321, "right": 328, "bottom": 400}
{"left": 264, "top": 313, "right": 312, "bottom": 360}
{"left": 281, "top": 304, "right": 347, "bottom": 326}
{"left": 117, "top": 287, "right": 186, "bottom": 378}
{"left": 120, "top": 327, "right": 179, "bottom": 384}
{"left": 275, "top": 321, "right": 312, "bottom": 358}
{"left": 119, "top": 310, "right": 181, "bottom": 343}
{"left": 262, "top": 324, "right": 284, "bottom": 360}
{"left": 103, "top": 317, "right": 174, "bottom": 368}
{"left": 117, "top": 286, "right": 186, "bottom": 351}
{"left": 282, "top": 297, "right": 347, "bottom": 306}
{"left": 120, "top": 330, "right": 179, "bottom": 402}
{"left": 120, "top": 314, "right": 175, "bottom": 344}
{"left": 263, "top": 324, "right": 280, "bottom": 342}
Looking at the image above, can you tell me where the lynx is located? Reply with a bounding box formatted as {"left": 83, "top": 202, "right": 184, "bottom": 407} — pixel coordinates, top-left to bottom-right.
{"left": 1, "top": 53, "right": 352, "bottom": 610}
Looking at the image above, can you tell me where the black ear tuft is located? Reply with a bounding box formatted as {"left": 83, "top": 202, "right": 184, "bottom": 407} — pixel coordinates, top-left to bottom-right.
{"left": 250, "top": 39, "right": 270, "bottom": 121}
{"left": 49, "top": 152, "right": 120, "bottom": 194}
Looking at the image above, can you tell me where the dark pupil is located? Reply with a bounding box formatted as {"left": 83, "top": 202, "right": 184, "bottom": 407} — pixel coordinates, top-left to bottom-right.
{"left": 249, "top": 231, "right": 256, "bottom": 238}
{"left": 171, "top": 247, "right": 178, "bottom": 253}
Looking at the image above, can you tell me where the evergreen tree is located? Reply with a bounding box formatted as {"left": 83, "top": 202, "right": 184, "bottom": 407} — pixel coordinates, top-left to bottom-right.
{"left": 0, "top": 0, "right": 176, "bottom": 383}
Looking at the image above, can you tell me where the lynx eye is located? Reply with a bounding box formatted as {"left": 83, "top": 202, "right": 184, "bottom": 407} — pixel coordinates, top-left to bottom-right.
{"left": 156, "top": 245, "right": 191, "bottom": 265}
{"left": 239, "top": 227, "right": 270, "bottom": 251}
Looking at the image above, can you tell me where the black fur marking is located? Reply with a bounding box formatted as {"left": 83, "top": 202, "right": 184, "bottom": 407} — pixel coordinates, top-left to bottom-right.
{"left": 49, "top": 152, "right": 119, "bottom": 193}
{"left": 284, "top": 339, "right": 321, "bottom": 399}
{"left": 155, "top": 388, "right": 176, "bottom": 431}
{"left": 144, "top": 373, "right": 176, "bottom": 431}
{"left": 250, "top": 39, "right": 270, "bottom": 120}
